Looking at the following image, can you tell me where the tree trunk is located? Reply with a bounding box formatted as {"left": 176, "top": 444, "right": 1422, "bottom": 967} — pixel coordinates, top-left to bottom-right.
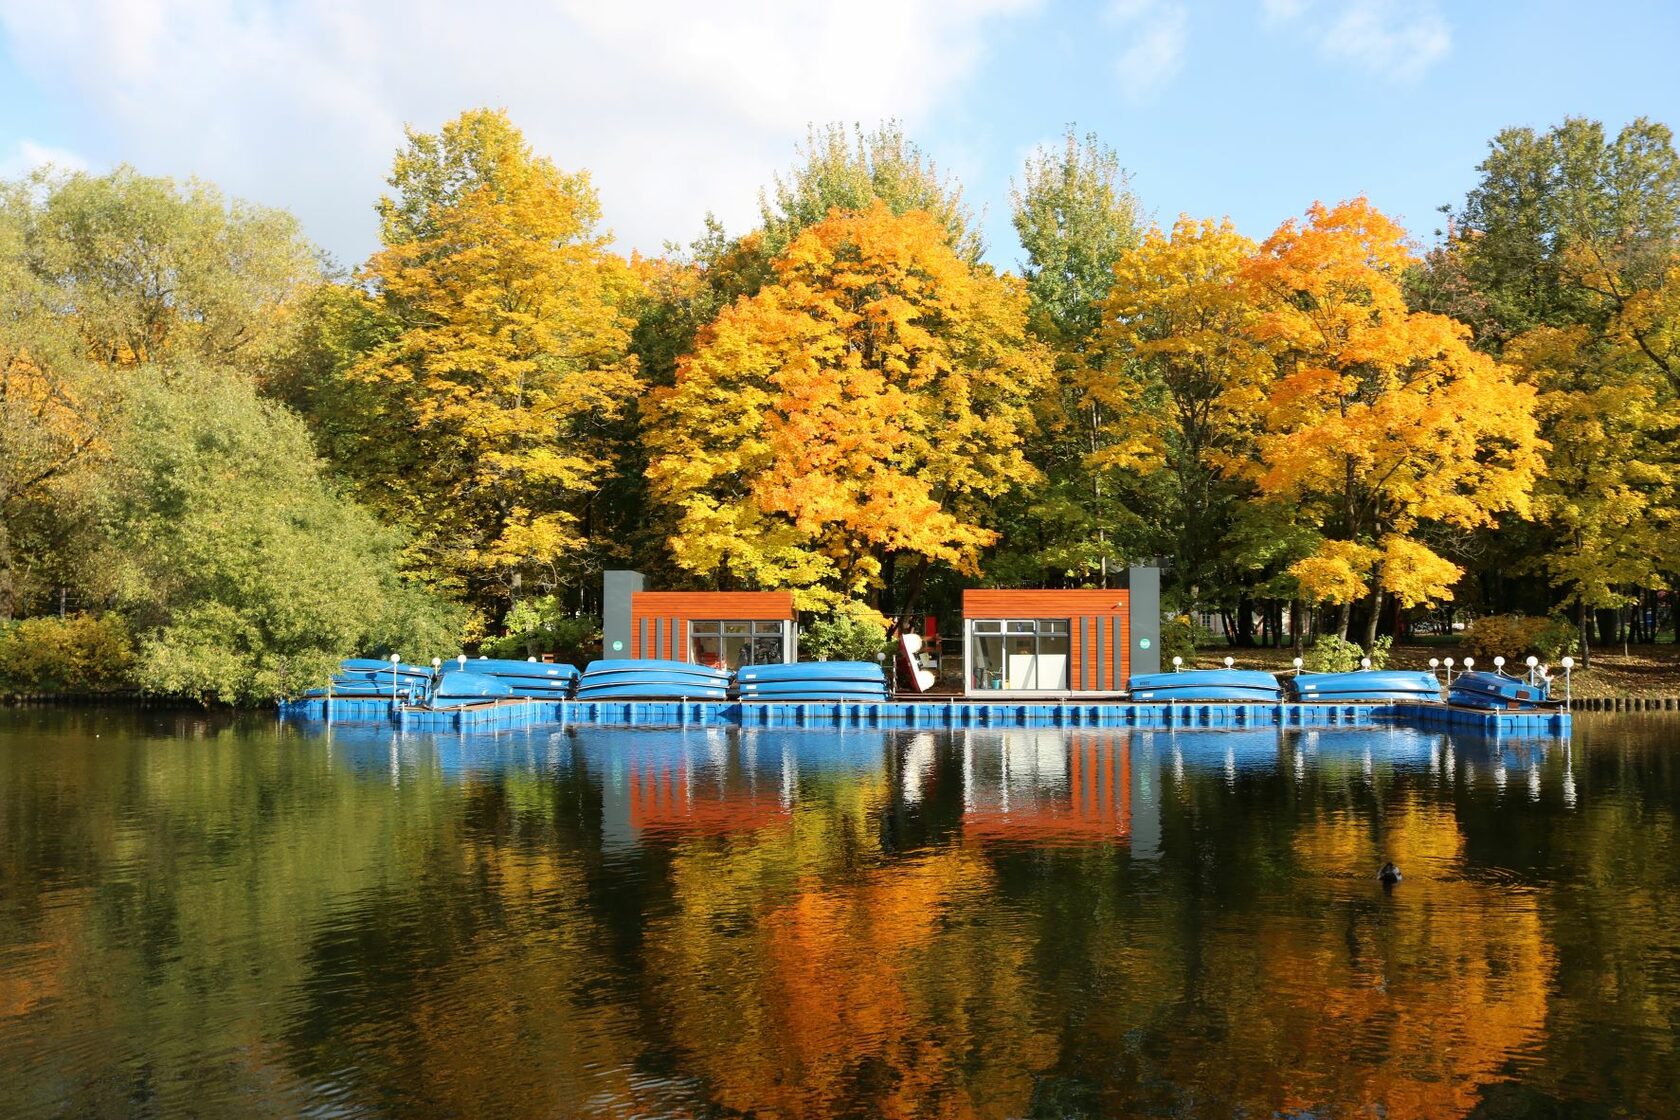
{"left": 1335, "top": 601, "right": 1351, "bottom": 641}
{"left": 1235, "top": 593, "right": 1255, "bottom": 647}
{"left": 1578, "top": 601, "right": 1591, "bottom": 670}
{"left": 1361, "top": 588, "right": 1383, "bottom": 654}
{"left": 1290, "top": 599, "right": 1303, "bottom": 656}
{"left": 894, "top": 556, "right": 931, "bottom": 637}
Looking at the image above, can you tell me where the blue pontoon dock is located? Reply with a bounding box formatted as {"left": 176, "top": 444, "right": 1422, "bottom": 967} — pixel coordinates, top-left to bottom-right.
{"left": 278, "top": 695, "right": 1571, "bottom": 737}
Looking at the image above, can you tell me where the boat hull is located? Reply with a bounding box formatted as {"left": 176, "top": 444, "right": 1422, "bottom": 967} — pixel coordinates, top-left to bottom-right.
{"left": 1127, "top": 669, "right": 1282, "bottom": 702}
{"left": 1290, "top": 671, "right": 1441, "bottom": 702}
{"left": 431, "top": 672, "right": 514, "bottom": 701}
{"left": 444, "top": 658, "right": 579, "bottom": 682}
{"left": 1448, "top": 670, "right": 1548, "bottom": 706}
{"left": 737, "top": 661, "right": 884, "bottom": 685}
{"left": 575, "top": 683, "right": 730, "bottom": 701}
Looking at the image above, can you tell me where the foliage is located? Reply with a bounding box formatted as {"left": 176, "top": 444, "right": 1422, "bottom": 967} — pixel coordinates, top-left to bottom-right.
{"left": 1094, "top": 217, "right": 1271, "bottom": 598}
{"left": 479, "top": 596, "right": 599, "bottom": 665}
{"left": 1160, "top": 613, "right": 1217, "bottom": 665}
{"left": 1012, "top": 127, "right": 1143, "bottom": 348}
{"left": 351, "top": 108, "right": 641, "bottom": 611}
{"left": 0, "top": 613, "right": 135, "bottom": 694}
{"left": 1243, "top": 198, "right": 1544, "bottom": 639}
{"left": 103, "top": 363, "right": 461, "bottom": 704}
{"left": 646, "top": 202, "right": 1053, "bottom": 614}
{"left": 28, "top": 165, "right": 319, "bottom": 367}
{"left": 1460, "top": 614, "right": 1580, "bottom": 664}
{"left": 1302, "top": 633, "right": 1390, "bottom": 673}
{"left": 799, "top": 601, "right": 892, "bottom": 663}
{"left": 761, "top": 121, "right": 981, "bottom": 261}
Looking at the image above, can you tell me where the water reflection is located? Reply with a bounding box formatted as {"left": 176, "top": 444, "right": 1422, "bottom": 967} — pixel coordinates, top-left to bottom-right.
{"left": 0, "top": 710, "right": 1676, "bottom": 1118}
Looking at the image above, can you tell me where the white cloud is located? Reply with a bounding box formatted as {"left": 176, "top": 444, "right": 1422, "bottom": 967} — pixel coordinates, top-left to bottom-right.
{"left": 1263, "top": 0, "right": 1451, "bottom": 80}
{"left": 1108, "top": 0, "right": 1188, "bottom": 102}
{"left": 0, "top": 139, "right": 89, "bottom": 178}
{"left": 0, "top": 0, "right": 1038, "bottom": 264}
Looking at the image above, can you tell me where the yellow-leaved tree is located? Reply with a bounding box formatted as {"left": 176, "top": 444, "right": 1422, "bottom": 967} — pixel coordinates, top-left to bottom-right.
{"left": 1091, "top": 216, "right": 1274, "bottom": 598}
{"left": 646, "top": 201, "right": 1053, "bottom": 622}
{"left": 1242, "top": 199, "right": 1545, "bottom": 648}
{"left": 352, "top": 109, "right": 640, "bottom": 611}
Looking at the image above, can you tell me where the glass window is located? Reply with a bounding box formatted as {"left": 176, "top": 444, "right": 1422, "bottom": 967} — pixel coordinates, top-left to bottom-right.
{"left": 691, "top": 619, "right": 787, "bottom": 668}
{"left": 968, "top": 617, "right": 1072, "bottom": 691}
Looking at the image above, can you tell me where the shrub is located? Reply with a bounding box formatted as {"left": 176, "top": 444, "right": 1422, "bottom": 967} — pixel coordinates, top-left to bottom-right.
{"left": 1162, "top": 614, "right": 1218, "bottom": 665}
{"left": 480, "top": 596, "right": 598, "bottom": 666}
{"left": 800, "top": 602, "right": 892, "bottom": 663}
{"left": 1460, "top": 614, "right": 1579, "bottom": 665}
{"left": 0, "top": 613, "right": 136, "bottom": 694}
{"left": 1303, "top": 634, "right": 1391, "bottom": 673}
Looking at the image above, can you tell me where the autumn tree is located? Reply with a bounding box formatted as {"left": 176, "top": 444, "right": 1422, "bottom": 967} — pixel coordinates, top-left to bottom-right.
{"left": 1243, "top": 199, "right": 1545, "bottom": 649}
{"left": 645, "top": 202, "right": 1052, "bottom": 623}
{"left": 1092, "top": 216, "right": 1273, "bottom": 610}
{"left": 351, "top": 109, "right": 641, "bottom": 614}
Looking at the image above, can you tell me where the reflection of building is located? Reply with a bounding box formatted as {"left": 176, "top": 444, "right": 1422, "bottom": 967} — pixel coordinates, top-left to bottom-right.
{"left": 959, "top": 731, "right": 1133, "bottom": 844}
{"left": 626, "top": 753, "right": 789, "bottom": 836}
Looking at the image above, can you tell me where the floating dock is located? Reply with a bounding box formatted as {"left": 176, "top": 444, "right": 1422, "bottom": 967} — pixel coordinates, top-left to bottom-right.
{"left": 277, "top": 696, "right": 1572, "bottom": 736}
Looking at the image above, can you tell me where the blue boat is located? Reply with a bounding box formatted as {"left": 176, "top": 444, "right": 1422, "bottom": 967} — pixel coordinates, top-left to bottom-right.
{"left": 739, "top": 683, "right": 889, "bottom": 700}
{"left": 1127, "top": 669, "right": 1282, "bottom": 702}
{"left": 737, "top": 661, "right": 885, "bottom": 685}
{"left": 500, "top": 681, "right": 577, "bottom": 699}
{"left": 444, "top": 658, "right": 579, "bottom": 682}
{"left": 304, "top": 682, "right": 423, "bottom": 700}
{"left": 340, "top": 659, "right": 435, "bottom": 679}
{"left": 1289, "top": 670, "right": 1442, "bottom": 703}
{"left": 575, "top": 682, "right": 731, "bottom": 701}
{"left": 430, "top": 672, "right": 514, "bottom": 703}
{"left": 582, "top": 659, "right": 731, "bottom": 681}
{"left": 1448, "top": 670, "right": 1549, "bottom": 709}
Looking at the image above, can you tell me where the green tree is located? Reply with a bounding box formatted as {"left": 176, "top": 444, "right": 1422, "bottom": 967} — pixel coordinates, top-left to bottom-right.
{"left": 761, "top": 121, "right": 981, "bottom": 262}
{"left": 997, "top": 128, "right": 1146, "bottom": 586}
{"left": 102, "top": 363, "right": 462, "bottom": 704}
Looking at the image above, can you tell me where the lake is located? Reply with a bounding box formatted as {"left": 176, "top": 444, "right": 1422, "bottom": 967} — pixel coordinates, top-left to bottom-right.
{"left": 1, "top": 709, "right": 1676, "bottom": 1118}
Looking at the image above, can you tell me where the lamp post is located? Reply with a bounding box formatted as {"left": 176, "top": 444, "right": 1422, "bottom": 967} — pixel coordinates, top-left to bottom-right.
{"left": 1526, "top": 655, "right": 1539, "bottom": 685}
{"left": 390, "top": 653, "right": 401, "bottom": 705}
{"left": 1223, "top": 656, "right": 1234, "bottom": 669}
{"left": 457, "top": 654, "right": 467, "bottom": 672}
{"left": 1292, "top": 656, "right": 1303, "bottom": 674}
{"left": 1463, "top": 656, "right": 1475, "bottom": 672}
{"left": 1561, "top": 656, "right": 1574, "bottom": 710}
{"left": 1444, "top": 657, "right": 1455, "bottom": 686}
{"left": 1360, "top": 657, "right": 1371, "bottom": 671}
{"left": 1172, "top": 656, "right": 1183, "bottom": 673}
{"left": 1493, "top": 655, "right": 1505, "bottom": 676}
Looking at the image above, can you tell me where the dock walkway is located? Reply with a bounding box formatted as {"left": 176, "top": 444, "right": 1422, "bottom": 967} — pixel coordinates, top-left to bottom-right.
{"left": 277, "top": 696, "right": 1571, "bottom": 736}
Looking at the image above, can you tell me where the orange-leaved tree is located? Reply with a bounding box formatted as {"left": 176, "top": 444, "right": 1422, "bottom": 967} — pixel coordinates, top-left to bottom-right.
{"left": 1242, "top": 199, "right": 1544, "bottom": 647}
{"left": 645, "top": 201, "right": 1052, "bottom": 621}
{"left": 352, "top": 109, "right": 640, "bottom": 611}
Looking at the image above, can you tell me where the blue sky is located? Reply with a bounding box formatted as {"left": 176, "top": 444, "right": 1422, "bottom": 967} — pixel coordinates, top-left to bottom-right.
{"left": 1, "top": 0, "right": 1675, "bottom": 271}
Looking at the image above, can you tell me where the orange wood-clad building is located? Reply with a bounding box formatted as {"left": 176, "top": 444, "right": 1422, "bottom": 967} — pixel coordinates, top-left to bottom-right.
{"left": 629, "top": 590, "right": 797, "bottom": 667}
{"left": 962, "top": 588, "right": 1131, "bottom": 695}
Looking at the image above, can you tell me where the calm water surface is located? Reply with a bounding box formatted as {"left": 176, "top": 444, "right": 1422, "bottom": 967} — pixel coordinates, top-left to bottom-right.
{"left": 1, "top": 709, "right": 1677, "bottom": 1118}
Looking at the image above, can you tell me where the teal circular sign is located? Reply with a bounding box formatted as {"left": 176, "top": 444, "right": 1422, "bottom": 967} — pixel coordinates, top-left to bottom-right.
{"left": 611, "top": 640, "right": 624, "bottom": 652}
{"left": 1139, "top": 638, "right": 1152, "bottom": 649}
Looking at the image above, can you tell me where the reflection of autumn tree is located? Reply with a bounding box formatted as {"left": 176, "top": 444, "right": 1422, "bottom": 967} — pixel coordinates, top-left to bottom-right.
{"left": 646, "top": 770, "right": 1057, "bottom": 1118}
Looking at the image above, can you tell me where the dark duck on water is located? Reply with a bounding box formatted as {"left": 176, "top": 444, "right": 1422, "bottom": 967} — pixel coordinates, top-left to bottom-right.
{"left": 1378, "top": 861, "right": 1402, "bottom": 887}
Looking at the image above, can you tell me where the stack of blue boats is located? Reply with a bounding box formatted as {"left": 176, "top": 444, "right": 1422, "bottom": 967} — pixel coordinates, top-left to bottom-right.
{"left": 306, "top": 659, "right": 435, "bottom": 702}
{"left": 735, "top": 661, "right": 888, "bottom": 702}
{"left": 429, "top": 658, "right": 582, "bottom": 708}
{"left": 1288, "top": 670, "right": 1441, "bottom": 703}
{"left": 576, "top": 659, "right": 731, "bottom": 701}
{"left": 1447, "top": 670, "right": 1551, "bottom": 710}
{"left": 1126, "top": 669, "right": 1284, "bottom": 702}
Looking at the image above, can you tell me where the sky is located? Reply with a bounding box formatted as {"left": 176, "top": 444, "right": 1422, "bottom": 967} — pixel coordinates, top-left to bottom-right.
{"left": 1, "top": 0, "right": 1676, "bottom": 272}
